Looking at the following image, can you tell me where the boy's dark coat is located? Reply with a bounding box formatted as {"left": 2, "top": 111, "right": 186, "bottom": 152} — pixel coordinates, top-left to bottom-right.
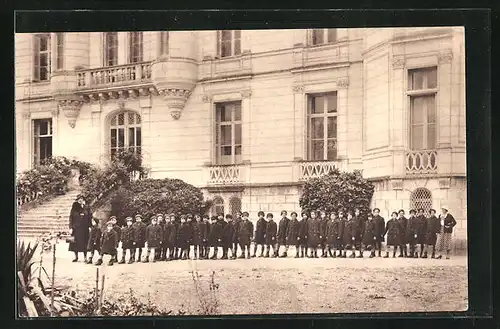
{"left": 306, "top": 218, "right": 321, "bottom": 247}
{"left": 373, "top": 215, "right": 386, "bottom": 242}
{"left": 120, "top": 225, "right": 136, "bottom": 249}
{"left": 254, "top": 217, "right": 267, "bottom": 244}
{"left": 362, "top": 219, "right": 377, "bottom": 245}
{"left": 132, "top": 221, "right": 147, "bottom": 248}
{"left": 146, "top": 224, "right": 163, "bottom": 248}
{"left": 265, "top": 220, "right": 277, "bottom": 245}
{"left": 100, "top": 229, "right": 118, "bottom": 255}
{"left": 385, "top": 218, "right": 403, "bottom": 246}
{"left": 285, "top": 218, "right": 299, "bottom": 245}
{"left": 87, "top": 226, "right": 101, "bottom": 252}
{"left": 237, "top": 219, "right": 254, "bottom": 246}
{"left": 425, "top": 215, "right": 441, "bottom": 245}
{"left": 277, "top": 217, "right": 289, "bottom": 245}
{"left": 342, "top": 219, "right": 355, "bottom": 246}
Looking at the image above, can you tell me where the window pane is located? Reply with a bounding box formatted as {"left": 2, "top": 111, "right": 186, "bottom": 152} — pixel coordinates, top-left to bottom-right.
{"left": 39, "top": 36, "right": 48, "bottom": 51}
{"left": 409, "top": 70, "right": 424, "bottom": 90}
{"left": 327, "top": 29, "right": 337, "bottom": 43}
{"left": 111, "top": 129, "right": 117, "bottom": 147}
{"left": 411, "top": 125, "right": 424, "bottom": 150}
{"left": 427, "top": 124, "right": 436, "bottom": 149}
{"left": 221, "top": 125, "right": 232, "bottom": 145}
{"left": 118, "top": 113, "right": 124, "bottom": 125}
{"left": 427, "top": 68, "right": 437, "bottom": 89}
{"left": 411, "top": 98, "right": 425, "bottom": 125}
{"left": 118, "top": 129, "right": 124, "bottom": 147}
{"left": 234, "top": 124, "right": 242, "bottom": 144}
{"left": 39, "top": 121, "right": 48, "bottom": 136}
{"left": 327, "top": 116, "right": 337, "bottom": 138}
{"left": 426, "top": 96, "right": 436, "bottom": 123}
{"left": 312, "top": 96, "right": 324, "bottom": 114}
{"left": 111, "top": 116, "right": 117, "bottom": 126}
{"left": 220, "top": 106, "right": 231, "bottom": 122}
{"left": 222, "top": 146, "right": 232, "bottom": 156}
{"left": 40, "top": 137, "right": 52, "bottom": 162}
{"left": 235, "top": 145, "right": 242, "bottom": 155}
{"left": 128, "top": 112, "right": 135, "bottom": 124}
{"left": 233, "top": 103, "right": 241, "bottom": 121}
{"left": 128, "top": 128, "right": 135, "bottom": 147}
{"left": 135, "top": 114, "right": 141, "bottom": 124}
{"left": 215, "top": 123, "right": 220, "bottom": 145}
{"left": 326, "top": 93, "right": 337, "bottom": 113}
{"left": 311, "top": 117, "right": 324, "bottom": 139}
{"left": 136, "top": 127, "right": 142, "bottom": 147}
{"left": 311, "top": 140, "right": 324, "bottom": 160}
{"left": 312, "top": 29, "right": 323, "bottom": 45}
{"left": 221, "top": 30, "right": 232, "bottom": 42}
{"left": 327, "top": 139, "right": 337, "bottom": 160}
{"left": 221, "top": 41, "right": 231, "bottom": 57}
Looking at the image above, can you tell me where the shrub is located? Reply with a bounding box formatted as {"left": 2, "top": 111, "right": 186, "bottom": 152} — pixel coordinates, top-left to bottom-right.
{"left": 299, "top": 168, "right": 375, "bottom": 215}
{"left": 109, "top": 178, "right": 211, "bottom": 225}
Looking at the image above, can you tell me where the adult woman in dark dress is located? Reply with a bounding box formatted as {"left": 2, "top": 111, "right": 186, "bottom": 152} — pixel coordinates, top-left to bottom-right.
{"left": 68, "top": 195, "right": 92, "bottom": 262}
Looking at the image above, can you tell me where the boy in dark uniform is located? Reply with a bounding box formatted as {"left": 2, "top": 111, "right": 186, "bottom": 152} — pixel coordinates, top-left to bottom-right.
{"left": 384, "top": 211, "right": 402, "bottom": 258}
{"left": 416, "top": 208, "right": 428, "bottom": 258}
{"left": 119, "top": 217, "right": 136, "bottom": 264}
{"left": 342, "top": 211, "right": 355, "bottom": 258}
{"left": 161, "top": 215, "right": 172, "bottom": 261}
{"left": 319, "top": 210, "right": 329, "bottom": 257}
{"left": 155, "top": 214, "right": 165, "bottom": 261}
{"left": 222, "top": 214, "right": 236, "bottom": 259}
{"left": 132, "top": 214, "right": 146, "bottom": 262}
{"left": 253, "top": 211, "right": 266, "bottom": 257}
{"left": 264, "top": 213, "right": 277, "bottom": 257}
{"left": 307, "top": 211, "right": 321, "bottom": 258}
{"left": 192, "top": 214, "right": 202, "bottom": 259}
{"left": 296, "top": 212, "right": 308, "bottom": 258}
{"left": 276, "top": 210, "right": 289, "bottom": 258}
{"left": 325, "top": 212, "right": 339, "bottom": 258}
{"left": 285, "top": 211, "right": 299, "bottom": 258}
{"left": 143, "top": 216, "right": 162, "bottom": 263}
{"left": 86, "top": 218, "right": 101, "bottom": 264}
{"left": 110, "top": 216, "right": 121, "bottom": 262}
{"left": 95, "top": 221, "right": 118, "bottom": 266}
{"left": 208, "top": 215, "right": 224, "bottom": 259}
{"left": 200, "top": 215, "right": 210, "bottom": 259}
{"left": 397, "top": 210, "right": 408, "bottom": 257}
{"left": 372, "top": 208, "right": 385, "bottom": 257}
{"left": 186, "top": 214, "right": 195, "bottom": 259}
{"left": 172, "top": 215, "right": 182, "bottom": 260}
{"left": 424, "top": 209, "right": 440, "bottom": 258}
{"left": 352, "top": 208, "right": 365, "bottom": 258}
{"left": 233, "top": 211, "right": 243, "bottom": 256}
{"left": 337, "top": 210, "right": 346, "bottom": 257}
{"left": 177, "top": 216, "right": 191, "bottom": 260}
{"left": 406, "top": 209, "right": 419, "bottom": 257}
{"left": 237, "top": 212, "right": 254, "bottom": 259}
{"left": 361, "top": 214, "right": 377, "bottom": 258}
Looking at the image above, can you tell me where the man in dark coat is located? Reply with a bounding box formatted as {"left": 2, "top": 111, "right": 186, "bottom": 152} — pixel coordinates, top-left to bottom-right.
{"left": 119, "top": 217, "right": 136, "bottom": 264}
{"left": 384, "top": 212, "right": 403, "bottom": 258}
{"left": 86, "top": 218, "right": 101, "bottom": 264}
{"left": 237, "top": 212, "right": 254, "bottom": 259}
{"left": 276, "top": 210, "right": 289, "bottom": 258}
{"left": 69, "top": 196, "right": 92, "bottom": 262}
{"left": 95, "top": 221, "right": 118, "bottom": 266}
{"left": 423, "top": 209, "right": 440, "bottom": 258}
{"left": 361, "top": 214, "right": 377, "bottom": 258}
{"left": 252, "top": 211, "right": 266, "bottom": 257}
{"left": 372, "top": 208, "right": 386, "bottom": 257}
{"left": 406, "top": 209, "right": 420, "bottom": 257}
{"left": 318, "top": 210, "right": 329, "bottom": 257}
{"left": 307, "top": 211, "right": 321, "bottom": 258}
{"left": 264, "top": 213, "right": 277, "bottom": 257}
{"left": 208, "top": 215, "right": 224, "bottom": 259}
{"left": 352, "top": 208, "right": 365, "bottom": 258}
{"left": 416, "top": 208, "right": 428, "bottom": 258}
{"left": 132, "top": 214, "right": 146, "bottom": 262}
{"left": 397, "top": 210, "right": 408, "bottom": 257}
{"left": 285, "top": 211, "right": 299, "bottom": 257}
{"left": 222, "top": 214, "right": 237, "bottom": 260}
{"left": 143, "top": 216, "right": 162, "bottom": 263}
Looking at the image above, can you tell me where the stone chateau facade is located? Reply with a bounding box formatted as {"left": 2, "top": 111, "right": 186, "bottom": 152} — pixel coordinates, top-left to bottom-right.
{"left": 15, "top": 27, "right": 467, "bottom": 249}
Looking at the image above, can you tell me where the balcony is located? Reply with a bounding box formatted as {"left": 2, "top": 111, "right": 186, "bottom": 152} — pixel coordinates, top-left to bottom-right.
{"left": 298, "top": 160, "right": 346, "bottom": 181}
{"left": 206, "top": 164, "right": 249, "bottom": 186}
{"left": 405, "top": 150, "right": 438, "bottom": 174}
{"left": 76, "top": 62, "right": 153, "bottom": 90}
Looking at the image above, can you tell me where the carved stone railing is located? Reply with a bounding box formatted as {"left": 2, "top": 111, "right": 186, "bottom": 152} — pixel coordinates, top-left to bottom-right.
{"left": 207, "top": 165, "right": 245, "bottom": 185}
{"left": 298, "top": 160, "right": 345, "bottom": 181}
{"left": 405, "top": 150, "right": 438, "bottom": 174}
{"left": 76, "top": 62, "right": 152, "bottom": 89}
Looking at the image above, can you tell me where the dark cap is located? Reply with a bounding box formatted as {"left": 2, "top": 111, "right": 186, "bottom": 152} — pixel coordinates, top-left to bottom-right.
{"left": 242, "top": 211, "right": 249, "bottom": 217}
{"left": 257, "top": 211, "right": 265, "bottom": 217}
{"left": 266, "top": 213, "right": 274, "bottom": 218}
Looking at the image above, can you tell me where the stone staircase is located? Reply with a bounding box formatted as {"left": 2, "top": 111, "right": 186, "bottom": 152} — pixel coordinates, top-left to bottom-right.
{"left": 17, "top": 189, "right": 82, "bottom": 239}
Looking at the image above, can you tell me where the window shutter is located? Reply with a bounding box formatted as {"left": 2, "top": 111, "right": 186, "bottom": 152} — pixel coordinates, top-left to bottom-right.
{"left": 216, "top": 30, "right": 221, "bottom": 58}
{"left": 33, "top": 35, "right": 40, "bottom": 81}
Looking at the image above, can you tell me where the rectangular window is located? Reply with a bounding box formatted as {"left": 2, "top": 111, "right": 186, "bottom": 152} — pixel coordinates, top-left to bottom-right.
{"left": 307, "top": 92, "right": 338, "bottom": 161}
{"left": 408, "top": 67, "right": 438, "bottom": 150}
{"left": 159, "top": 31, "right": 169, "bottom": 56}
{"left": 55, "top": 33, "right": 64, "bottom": 70}
{"left": 129, "top": 32, "right": 143, "bottom": 63}
{"left": 33, "top": 34, "right": 51, "bottom": 81}
{"left": 33, "top": 119, "right": 53, "bottom": 166}
{"left": 215, "top": 102, "right": 242, "bottom": 165}
{"left": 217, "top": 30, "right": 241, "bottom": 58}
{"left": 311, "top": 29, "right": 337, "bottom": 45}
{"left": 103, "top": 32, "right": 118, "bottom": 66}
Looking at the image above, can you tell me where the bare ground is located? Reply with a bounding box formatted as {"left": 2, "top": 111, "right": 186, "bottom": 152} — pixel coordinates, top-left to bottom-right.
{"left": 35, "top": 242, "right": 468, "bottom": 315}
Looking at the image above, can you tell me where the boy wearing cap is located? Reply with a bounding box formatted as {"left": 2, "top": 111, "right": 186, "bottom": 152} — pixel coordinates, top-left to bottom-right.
{"left": 285, "top": 211, "right": 299, "bottom": 258}
{"left": 397, "top": 210, "right": 408, "bottom": 257}
{"left": 132, "top": 214, "right": 146, "bottom": 262}
{"left": 276, "top": 210, "right": 289, "bottom": 258}
{"left": 119, "top": 217, "right": 136, "bottom": 264}
{"left": 109, "top": 216, "right": 121, "bottom": 262}
{"left": 237, "top": 212, "right": 254, "bottom": 259}
{"left": 143, "top": 216, "right": 162, "bottom": 262}
{"left": 416, "top": 208, "right": 428, "bottom": 258}
{"left": 95, "top": 221, "right": 118, "bottom": 266}
{"left": 200, "top": 215, "right": 210, "bottom": 259}
{"left": 307, "top": 211, "right": 321, "bottom": 258}
{"left": 319, "top": 210, "right": 329, "bottom": 257}
{"left": 86, "top": 218, "right": 101, "bottom": 264}
{"left": 406, "top": 209, "right": 420, "bottom": 257}
{"left": 264, "top": 213, "right": 277, "bottom": 257}
{"left": 361, "top": 214, "right": 377, "bottom": 258}
{"left": 372, "top": 208, "right": 385, "bottom": 257}
{"left": 155, "top": 214, "right": 166, "bottom": 261}
{"left": 253, "top": 211, "right": 266, "bottom": 257}
{"left": 424, "top": 209, "right": 440, "bottom": 258}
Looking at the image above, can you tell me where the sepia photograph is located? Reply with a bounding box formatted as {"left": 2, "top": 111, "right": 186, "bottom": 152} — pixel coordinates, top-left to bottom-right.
{"left": 15, "top": 25, "right": 468, "bottom": 317}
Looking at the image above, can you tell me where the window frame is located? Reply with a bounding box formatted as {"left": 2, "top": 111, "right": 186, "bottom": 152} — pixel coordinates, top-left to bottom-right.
{"left": 310, "top": 28, "right": 338, "bottom": 46}
{"left": 407, "top": 67, "right": 439, "bottom": 151}
{"left": 33, "top": 34, "right": 51, "bottom": 82}
{"left": 214, "top": 101, "right": 243, "bottom": 165}
{"left": 216, "top": 30, "right": 241, "bottom": 58}
{"left": 212, "top": 196, "right": 225, "bottom": 216}
{"left": 306, "top": 92, "right": 338, "bottom": 161}
{"left": 103, "top": 32, "right": 118, "bottom": 67}
{"left": 32, "top": 118, "right": 53, "bottom": 166}
{"left": 109, "top": 111, "right": 142, "bottom": 159}
{"left": 128, "top": 32, "right": 143, "bottom": 64}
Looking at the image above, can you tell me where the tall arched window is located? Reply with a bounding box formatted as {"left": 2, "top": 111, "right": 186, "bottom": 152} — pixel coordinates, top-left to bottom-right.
{"left": 410, "top": 188, "right": 433, "bottom": 213}
{"left": 110, "top": 111, "right": 141, "bottom": 158}
{"left": 212, "top": 196, "right": 225, "bottom": 217}
{"left": 229, "top": 196, "right": 242, "bottom": 217}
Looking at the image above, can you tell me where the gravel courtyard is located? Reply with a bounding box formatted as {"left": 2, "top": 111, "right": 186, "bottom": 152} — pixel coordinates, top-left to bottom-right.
{"left": 32, "top": 241, "right": 468, "bottom": 315}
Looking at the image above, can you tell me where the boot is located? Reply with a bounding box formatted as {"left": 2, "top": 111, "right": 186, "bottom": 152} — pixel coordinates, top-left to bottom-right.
{"left": 337, "top": 250, "right": 342, "bottom": 257}
{"left": 392, "top": 251, "right": 397, "bottom": 258}
{"left": 301, "top": 249, "right": 305, "bottom": 258}
{"left": 95, "top": 258, "right": 103, "bottom": 266}
{"left": 414, "top": 252, "right": 419, "bottom": 258}
{"left": 118, "top": 256, "right": 125, "bottom": 264}
{"left": 128, "top": 255, "right": 135, "bottom": 264}
{"left": 295, "top": 250, "right": 300, "bottom": 258}
{"left": 321, "top": 248, "right": 327, "bottom": 258}
{"left": 378, "top": 250, "right": 382, "bottom": 257}
{"left": 86, "top": 256, "right": 93, "bottom": 264}
{"left": 383, "top": 252, "right": 389, "bottom": 258}
{"left": 314, "top": 250, "right": 319, "bottom": 258}
{"left": 422, "top": 251, "right": 428, "bottom": 259}
{"left": 137, "top": 250, "right": 143, "bottom": 262}
{"left": 349, "top": 251, "right": 356, "bottom": 258}
{"left": 264, "top": 247, "right": 270, "bottom": 258}
{"left": 328, "top": 249, "right": 334, "bottom": 258}
{"left": 431, "top": 251, "right": 436, "bottom": 259}
{"left": 108, "top": 259, "right": 114, "bottom": 266}
{"left": 357, "top": 251, "right": 364, "bottom": 258}
{"left": 369, "top": 250, "right": 375, "bottom": 258}
{"left": 210, "top": 249, "right": 218, "bottom": 260}
{"left": 246, "top": 250, "right": 251, "bottom": 259}
{"left": 436, "top": 255, "right": 442, "bottom": 259}
{"left": 281, "top": 251, "right": 288, "bottom": 258}
{"left": 221, "top": 250, "right": 228, "bottom": 260}
{"left": 143, "top": 251, "right": 150, "bottom": 262}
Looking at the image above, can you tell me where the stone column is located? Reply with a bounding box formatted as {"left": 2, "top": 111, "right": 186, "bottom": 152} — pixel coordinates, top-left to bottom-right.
{"left": 336, "top": 77, "right": 349, "bottom": 165}
{"left": 391, "top": 55, "right": 406, "bottom": 177}
{"left": 241, "top": 89, "right": 252, "bottom": 163}
{"left": 437, "top": 50, "right": 453, "bottom": 175}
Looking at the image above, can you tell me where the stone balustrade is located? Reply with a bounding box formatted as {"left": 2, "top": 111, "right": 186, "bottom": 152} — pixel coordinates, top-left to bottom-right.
{"left": 405, "top": 150, "right": 438, "bottom": 174}
{"left": 76, "top": 62, "right": 152, "bottom": 89}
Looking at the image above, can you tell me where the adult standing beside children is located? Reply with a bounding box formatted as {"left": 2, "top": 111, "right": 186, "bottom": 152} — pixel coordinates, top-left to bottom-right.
{"left": 436, "top": 206, "right": 457, "bottom": 259}
{"left": 68, "top": 195, "right": 92, "bottom": 262}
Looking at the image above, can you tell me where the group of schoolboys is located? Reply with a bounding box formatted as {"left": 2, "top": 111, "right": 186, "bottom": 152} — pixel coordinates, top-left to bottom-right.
{"left": 85, "top": 207, "right": 444, "bottom": 266}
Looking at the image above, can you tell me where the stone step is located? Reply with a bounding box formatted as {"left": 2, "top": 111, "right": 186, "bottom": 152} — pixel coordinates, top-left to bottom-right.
{"left": 17, "top": 221, "right": 69, "bottom": 227}
{"left": 17, "top": 225, "right": 69, "bottom": 232}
